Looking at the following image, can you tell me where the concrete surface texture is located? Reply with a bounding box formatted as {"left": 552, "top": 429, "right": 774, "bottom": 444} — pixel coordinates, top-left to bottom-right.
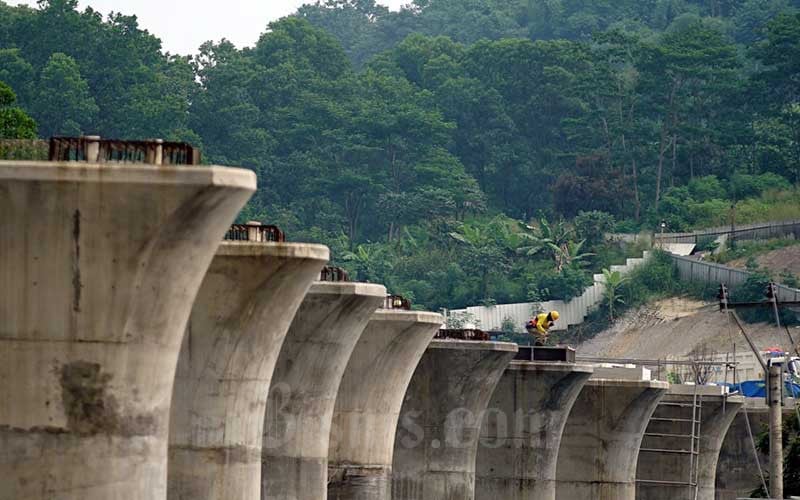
{"left": 555, "top": 378, "right": 669, "bottom": 500}
{"left": 328, "top": 310, "right": 443, "bottom": 500}
{"left": 167, "top": 242, "right": 329, "bottom": 500}
{"left": 0, "top": 161, "right": 255, "bottom": 500}
{"left": 262, "top": 281, "right": 387, "bottom": 500}
{"left": 474, "top": 361, "right": 594, "bottom": 500}
{"left": 636, "top": 385, "right": 744, "bottom": 500}
{"left": 715, "top": 404, "right": 784, "bottom": 500}
{"left": 392, "top": 340, "right": 518, "bottom": 500}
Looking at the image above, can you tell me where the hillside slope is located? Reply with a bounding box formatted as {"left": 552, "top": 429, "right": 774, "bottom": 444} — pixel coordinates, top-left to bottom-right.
{"left": 728, "top": 244, "right": 800, "bottom": 278}
{"left": 577, "top": 298, "right": 795, "bottom": 358}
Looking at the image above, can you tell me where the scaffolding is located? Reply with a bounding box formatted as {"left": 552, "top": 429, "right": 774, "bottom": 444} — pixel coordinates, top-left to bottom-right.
{"left": 637, "top": 382, "right": 704, "bottom": 499}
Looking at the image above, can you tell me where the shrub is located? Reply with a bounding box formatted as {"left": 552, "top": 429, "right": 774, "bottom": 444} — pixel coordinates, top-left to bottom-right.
{"left": 535, "top": 267, "right": 591, "bottom": 302}
{"left": 688, "top": 175, "right": 724, "bottom": 202}
{"left": 728, "top": 172, "right": 792, "bottom": 200}
{"left": 575, "top": 210, "right": 616, "bottom": 248}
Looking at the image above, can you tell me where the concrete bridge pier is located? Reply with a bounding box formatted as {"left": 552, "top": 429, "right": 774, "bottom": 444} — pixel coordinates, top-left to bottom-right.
{"left": 555, "top": 368, "right": 668, "bottom": 500}
{"left": 261, "top": 281, "right": 387, "bottom": 500}
{"left": 0, "top": 161, "right": 255, "bottom": 500}
{"left": 474, "top": 359, "right": 594, "bottom": 500}
{"left": 327, "top": 310, "right": 443, "bottom": 500}
{"left": 391, "top": 339, "right": 518, "bottom": 500}
{"left": 167, "top": 242, "right": 329, "bottom": 500}
{"left": 636, "top": 385, "right": 744, "bottom": 500}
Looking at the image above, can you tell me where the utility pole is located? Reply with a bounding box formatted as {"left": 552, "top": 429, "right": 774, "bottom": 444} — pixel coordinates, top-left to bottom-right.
{"left": 720, "top": 283, "right": 784, "bottom": 498}
{"left": 769, "top": 360, "right": 784, "bottom": 500}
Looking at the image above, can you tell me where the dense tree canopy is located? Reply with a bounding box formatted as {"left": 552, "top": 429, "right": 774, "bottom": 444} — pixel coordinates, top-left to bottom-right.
{"left": 0, "top": 80, "right": 36, "bottom": 138}
{"left": 3, "top": 0, "right": 800, "bottom": 312}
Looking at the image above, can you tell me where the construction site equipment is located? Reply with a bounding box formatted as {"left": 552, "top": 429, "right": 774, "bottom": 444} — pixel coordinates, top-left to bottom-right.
{"left": 48, "top": 135, "right": 201, "bottom": 165}
{"left": 435, "top": 328, "right": 490, "bottom": 341}
{"left": 320, "top": 266, "right": 350, "bottom": 282}
{"left": 515, "top": 345, "right": 576, "bottom": 362}
{"left": 224, "top": 222, "right": 285, "bottom": 242}
{"left": 384, "top": 294, "right": 412, "bottom": 310}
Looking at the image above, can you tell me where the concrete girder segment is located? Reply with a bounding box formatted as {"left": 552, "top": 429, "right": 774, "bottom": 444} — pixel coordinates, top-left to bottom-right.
{"left": 391, "top": 339, "right": 518, "bottom": 500}
{"left": 0, "top": 161, "right": 255, "bottom": 500}
{"left": 474, "top": 360, "right": 594, "bottom": 500}
{"left": 327, "top": 310, "right": 443, "bottom": 500}
{"left": 261, "top": 281, "right": 387, "bottom": 500}
{"left": 555, "top": 378, "right": 669, "bottom": 500}
{"left": 167, "top": 242, "right": 329, "bottom": 500}
{"left": 636, "top": 385, "right": 744, "bottom": 500}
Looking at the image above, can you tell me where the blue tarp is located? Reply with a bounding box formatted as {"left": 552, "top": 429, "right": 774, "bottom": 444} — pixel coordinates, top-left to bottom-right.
{"left": 733, "top": 380, "right": 800, "bottom": 397}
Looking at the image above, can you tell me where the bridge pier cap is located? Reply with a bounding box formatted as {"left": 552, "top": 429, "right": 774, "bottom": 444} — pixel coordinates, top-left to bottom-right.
{"left": 328, "top": 309, "right": 443, "bottom": 500}
{"left": 168, "top": 242, "right": 330, "bottom": 500}
{"left": 262, "top": 280, "right": 387, "bottom": 500}
{"left": 475, "top": 360, "right": 594, "bottom": 500}
{"left": 0, "top": 160, "right": 256, "bottom": 499}
{"left": 392, "top": 339, "right": 518, "bottom": 500}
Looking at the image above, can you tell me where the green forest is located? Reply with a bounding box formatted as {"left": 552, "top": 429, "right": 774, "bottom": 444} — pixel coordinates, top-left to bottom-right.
{"left": 2, "top": 0, "right": 800, "bottom": 310}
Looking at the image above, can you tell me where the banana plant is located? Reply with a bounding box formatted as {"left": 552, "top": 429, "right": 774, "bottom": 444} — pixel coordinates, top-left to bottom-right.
{"left": 602, "top": 268, "right": 627, "bottom": 321}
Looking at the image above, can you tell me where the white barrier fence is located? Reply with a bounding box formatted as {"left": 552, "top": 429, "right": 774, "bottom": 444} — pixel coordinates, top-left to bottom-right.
{"left": 671, "top": 254, "right": 800, "bottom": 302}
{"left": 452, "top": 220, "right": 800, "bottom": 334}
{"left": 607, "top": 219, "right": 800, "bottom": 246}
{"left": 448, "top": 253, "right": 651, "bottom": 332}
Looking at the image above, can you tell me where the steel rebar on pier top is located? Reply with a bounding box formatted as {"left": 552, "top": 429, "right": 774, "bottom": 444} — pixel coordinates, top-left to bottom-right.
{"left": 167, "top": 241, "right": 329, "bottom": 500}
{"left": 0, "top": 160, "right": 255, "bottom": 500}
{"left": 328, "top": 310, "right": 443, "bottom": 500}
{"left": 475, "top": 360, "right": 594, "bottom": 500}
{"left": 262, "top": 281, "right": 387, "bottom": 500}
{"left": 555, "top": 377, "right": 668, "bottom": 500}
{"left": 392, "top": 339, "right": 518, "bottom": 500}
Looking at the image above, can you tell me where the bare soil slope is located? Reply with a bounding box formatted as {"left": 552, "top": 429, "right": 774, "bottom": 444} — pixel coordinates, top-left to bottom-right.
{"left": 728, "top": 244, "right": 800, "bottom": 277}
{"left": 577, "top": 297, "right": 795, "bottom": 358}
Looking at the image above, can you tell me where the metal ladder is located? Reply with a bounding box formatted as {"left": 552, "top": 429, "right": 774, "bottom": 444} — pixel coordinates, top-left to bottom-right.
{"left": 637, "top": 384, "right": 703, "bottom": 499}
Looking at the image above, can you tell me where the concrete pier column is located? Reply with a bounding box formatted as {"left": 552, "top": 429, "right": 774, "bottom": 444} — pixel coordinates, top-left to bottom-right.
{"left": 474, "top": 361, "right": 594, "bottom": 500}
{"left": 555, "top": 376, "right": 668, "bottom": 500}
{"left": 0, "top": 160, "right": 255, "bottom": 500}
{"left": 262, "top": 281, "right": 387, "bottom": 500}
{"left": 392, "top": 340, "right": 518, "bottom": 500}
{"left": 714, "top": 403, "right": 779, "bottom": 500}
{"left": 636, "top": 385, "right": 744, "bottom": 500}
{"left": 328, "top": 310, "right": 443, "bottom": 500}
{"left": 167, "top": 242, "right": 329, "bottom": 500}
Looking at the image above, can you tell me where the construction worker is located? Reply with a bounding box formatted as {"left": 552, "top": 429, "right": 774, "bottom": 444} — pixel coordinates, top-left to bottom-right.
{"left": 526, "top": 311, "right": 560, "bottom": 346}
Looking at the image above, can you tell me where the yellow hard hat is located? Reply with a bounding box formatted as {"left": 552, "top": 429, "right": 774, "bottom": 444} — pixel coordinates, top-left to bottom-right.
{"left": 550, "top": 311, "right": 560, "bottom": 321}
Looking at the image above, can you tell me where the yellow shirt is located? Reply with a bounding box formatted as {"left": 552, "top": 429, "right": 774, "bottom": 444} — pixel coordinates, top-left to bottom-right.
{"left": 534, "top": 312, "right": 553, "bottom": 335}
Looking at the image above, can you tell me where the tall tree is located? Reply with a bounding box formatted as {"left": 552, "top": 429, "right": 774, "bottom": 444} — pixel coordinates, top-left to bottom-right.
{"left": 31, "top": 52, "right": 97, "bottom": 136}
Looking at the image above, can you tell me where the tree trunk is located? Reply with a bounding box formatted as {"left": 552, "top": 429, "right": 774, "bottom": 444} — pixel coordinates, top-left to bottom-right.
{"left": 672, "top": 133, "right": 678, "bottom": 184}
{"left": 633, "top": 157, "right": 641, "bottom": 222}
{"left": 656, "top": 81, "right": 680, "bottom": 210}
{"left": 655, "top": 128, "right": 668, "bottom": 208}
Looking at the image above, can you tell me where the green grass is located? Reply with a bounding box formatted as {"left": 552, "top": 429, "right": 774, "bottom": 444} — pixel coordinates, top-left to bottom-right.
{"left": 689, "top": 189, "right": 800, "bottom": 230}
{"left": 710, "top": 237, "right": 800, "bottom": 265}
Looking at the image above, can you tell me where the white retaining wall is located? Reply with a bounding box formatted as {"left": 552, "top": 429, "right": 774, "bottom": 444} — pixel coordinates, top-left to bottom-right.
{"left": 449, "top": 253, "right": 651, "bottom": 332}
